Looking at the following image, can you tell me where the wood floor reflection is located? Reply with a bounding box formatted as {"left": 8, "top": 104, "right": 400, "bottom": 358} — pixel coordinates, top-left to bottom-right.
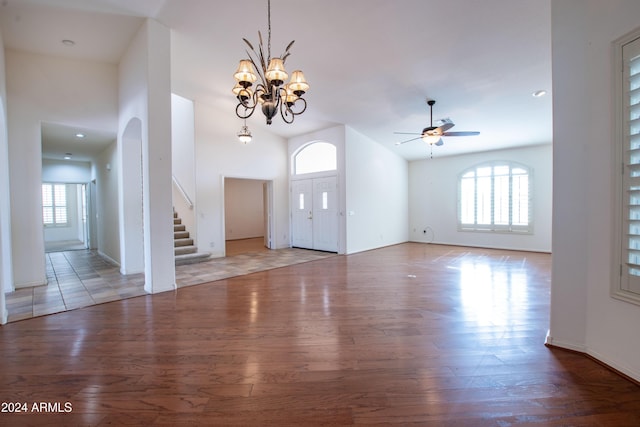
{"left": 6, "top": 239, "right": 333, "bottom": 322}
{"left": 1, "top": 243, "right": 639, "bottom": 426}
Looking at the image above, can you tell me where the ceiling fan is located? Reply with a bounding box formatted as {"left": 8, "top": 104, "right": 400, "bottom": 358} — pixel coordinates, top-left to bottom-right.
{"left": 395, "top": 99, "right": 480, "bottom": 148}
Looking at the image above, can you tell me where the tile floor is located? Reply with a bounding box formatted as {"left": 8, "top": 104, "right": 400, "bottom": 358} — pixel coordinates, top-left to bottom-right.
{"left": 5, "top": 241, "right": 335, "bottom": 323}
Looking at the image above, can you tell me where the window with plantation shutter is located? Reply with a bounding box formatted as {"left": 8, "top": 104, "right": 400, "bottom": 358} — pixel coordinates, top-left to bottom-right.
{"left": 616, "top": 32, "right": 640, "bottom": 302}
{"left": 458, "top": 162, "right": 532, "bottom": 233}
{"left": 42, "top": 183, "right": 68, "bottom": 227}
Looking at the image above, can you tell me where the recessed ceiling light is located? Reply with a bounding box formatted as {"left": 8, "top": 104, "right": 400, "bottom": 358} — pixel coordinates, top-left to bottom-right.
{"left": 532, "top": 90, "right": 547, "bottom": 97}
{"left": 62, "top": 39, "right": 75, "bottom": 47}
{"left": 75, "top": 133, "right": 85, "bottom": 138}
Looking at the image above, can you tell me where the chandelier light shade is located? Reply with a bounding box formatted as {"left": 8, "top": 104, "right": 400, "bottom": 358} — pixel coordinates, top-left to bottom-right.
{"left": 264, "top": 58, "right": 288, "bottom": 85}
{"left": 234, "top": 60, "right": 258, "bottom": 85}
{"left": 288, "top": 70, "right": 310, "bottom": 95}
{"left": 233, "top": 0, "right": 309, "bottom": 125}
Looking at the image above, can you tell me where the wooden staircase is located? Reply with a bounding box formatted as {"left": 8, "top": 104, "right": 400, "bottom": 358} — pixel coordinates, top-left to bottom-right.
{"left": 174, "top": 210, "right": 210, "bottom": 265}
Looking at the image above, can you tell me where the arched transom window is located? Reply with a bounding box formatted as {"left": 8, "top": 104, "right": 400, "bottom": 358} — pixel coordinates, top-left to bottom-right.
{"left": 294, "top": 142, "right": 337, "bottom": 175}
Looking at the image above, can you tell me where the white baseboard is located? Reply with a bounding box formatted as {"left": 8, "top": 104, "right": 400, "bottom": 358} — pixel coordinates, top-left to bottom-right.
{"left": 97, "top": 250, "right": 120, "bottom": 267}
{"left": 544, "top": 332, "right": 587, "bottom": 353}
{"left": 545, "top": 330, "right": 640, "bottom": 382}
{"left": 587, "top": 348, "right": 640, "bottom": 383}
{"left": 14, "top": 279, "right": 48, "bottom": 289}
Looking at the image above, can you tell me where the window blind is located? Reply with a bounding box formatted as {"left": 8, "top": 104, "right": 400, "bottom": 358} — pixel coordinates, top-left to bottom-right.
{"left": 622, "top": 37, "right": 640, "bottom": 294}
{"left": 42, "top": 183, "right": 68, "bottom": 226}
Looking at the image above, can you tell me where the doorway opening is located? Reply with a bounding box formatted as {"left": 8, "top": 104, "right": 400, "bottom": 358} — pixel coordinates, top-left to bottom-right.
{"left": 43, "top": 182, "right": 90, "bottom": 252}
{"left": 223, "top": 177, "right": 274, "bottom": 256}
{"left": 290, "top": 141, "right": 339, "bottom": 253}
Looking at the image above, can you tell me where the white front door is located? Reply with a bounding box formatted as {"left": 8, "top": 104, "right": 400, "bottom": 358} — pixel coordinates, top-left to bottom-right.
{"left": 291, "top": 176, "right": 338, "bottom": 252}
{"left": 292, "top": 179, "right": 313, "bottom": 249}
{"left": 312, "top": 176, "right": 338, "bottom": 252}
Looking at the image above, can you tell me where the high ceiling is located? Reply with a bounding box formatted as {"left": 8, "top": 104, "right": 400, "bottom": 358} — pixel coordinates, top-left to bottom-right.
{"left": 0, "top": 0, "right": 552, "bottom": 161}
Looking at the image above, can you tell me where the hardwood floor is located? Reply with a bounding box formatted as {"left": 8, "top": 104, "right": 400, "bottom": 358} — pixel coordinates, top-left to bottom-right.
{"left": 6, "top": 243, "right": 334, "bottom": 322}
{"left": 225, "top": 237, "right": 270, "bottom": 256}
{"left": 1, "top": 243, "right": 639, "bottom": 426}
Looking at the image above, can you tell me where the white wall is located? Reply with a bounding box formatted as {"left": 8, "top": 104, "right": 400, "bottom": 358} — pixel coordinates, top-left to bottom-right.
{"left": 118, "top": 19, "right": 175, "bottom": 293}
{"left": 345, "top": 126, "right": 409, "bottom": 254}
{"left": 5, "top": 49, "right": 118, "bottom": 288}
{"left": 0, "top": 28, "right": 10, "bottom": 320}
{"left": 42, "top": 159, "right": 91, "bottom": 183}
{"left": 409, "top": 144, "right": 552, "bottom": 252}
{"left": 194, "top": 102, "right": 290, "bottom": 256}
{"left": 549, "top": 0, "right": 640, "bottom": 381}
{"left": 225, "top": 178, "right": 265, "bottom": 240}
{"left": 96, "top": 142, "right": 119, "bottom": 263}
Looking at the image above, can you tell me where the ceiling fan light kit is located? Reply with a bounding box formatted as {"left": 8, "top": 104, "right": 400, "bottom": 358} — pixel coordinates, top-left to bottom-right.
{"left": 395, "top": 99, "right": 480, "bottom": 156}
{"left": 232, "top": 0, "right": 309, "bottom": 127}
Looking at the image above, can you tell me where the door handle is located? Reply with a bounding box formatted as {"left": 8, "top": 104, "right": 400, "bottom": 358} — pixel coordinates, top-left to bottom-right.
{"left": 307, "top": 211, "right": 313, "bottom": 219}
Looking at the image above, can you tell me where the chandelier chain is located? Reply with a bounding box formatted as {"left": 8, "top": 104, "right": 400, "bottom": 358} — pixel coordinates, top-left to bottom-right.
{"left": 267, "top": 0, "right": 271, "bottom": 61}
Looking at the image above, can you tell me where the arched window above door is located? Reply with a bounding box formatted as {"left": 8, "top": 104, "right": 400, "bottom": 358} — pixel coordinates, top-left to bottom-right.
{"left": 294, "top": 142, "right": 337, "bottom": 175}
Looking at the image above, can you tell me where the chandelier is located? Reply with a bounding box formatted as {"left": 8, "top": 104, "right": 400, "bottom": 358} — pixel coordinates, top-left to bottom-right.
{"left": 232, "top": 0, "right": 309, "bottom": 125}
{"left": 237, "top": 119, "right": 252, "bottom": 144}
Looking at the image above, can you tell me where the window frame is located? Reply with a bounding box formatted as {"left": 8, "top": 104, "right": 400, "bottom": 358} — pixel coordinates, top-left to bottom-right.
{"left": 612, "top": 28, "right": 640, "bottom": 305}
{"left": 293, "top": 141, "right": 337, "bottom": 176}
{"left": 457, "top": 161, "right": 533, "bottom": 234}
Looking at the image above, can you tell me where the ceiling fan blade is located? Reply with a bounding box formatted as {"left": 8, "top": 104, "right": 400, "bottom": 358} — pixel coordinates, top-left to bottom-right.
{"left": 442, "top": 131, "right": 480, "bottom": 137}
{"left": 396, "top": 136, "right": 422, "bottom": 145}
{"left": 436, "top": 118, "right": 455, "bottom": 133}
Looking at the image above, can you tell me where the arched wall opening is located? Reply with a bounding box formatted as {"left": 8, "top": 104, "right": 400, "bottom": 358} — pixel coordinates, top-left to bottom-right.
{"left": 119, "top": 117, "right": 144, "bottom": 275}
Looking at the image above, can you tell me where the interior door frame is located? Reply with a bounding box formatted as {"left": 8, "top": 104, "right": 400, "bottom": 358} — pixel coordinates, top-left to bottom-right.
{"left": 221, "top": 175, "right": 275, "bottom": 255}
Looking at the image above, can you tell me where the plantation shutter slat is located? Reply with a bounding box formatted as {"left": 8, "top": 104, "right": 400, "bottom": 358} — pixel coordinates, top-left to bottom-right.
{"left": 622, "top": 39, "right": 640, "bottom": 293}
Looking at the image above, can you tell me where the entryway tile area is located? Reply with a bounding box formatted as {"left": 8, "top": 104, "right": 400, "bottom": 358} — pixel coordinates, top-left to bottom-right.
{"left": 7, "top": 251, "right": 146, "bottom": 322}
{"left": 5, "top": 243, "right": 335, "bottom": 323}
{"left": 175, "top": 247, "right": 335, "bottom": 286}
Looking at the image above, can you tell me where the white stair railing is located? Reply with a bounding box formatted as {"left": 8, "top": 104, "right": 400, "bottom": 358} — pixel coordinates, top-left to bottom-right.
{"left": 172, "top": 175, "right": 193, "bottom": 209}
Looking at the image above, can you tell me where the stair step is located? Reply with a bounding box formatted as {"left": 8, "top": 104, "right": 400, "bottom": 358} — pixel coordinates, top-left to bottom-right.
{"left": 174, "top": 238, "right": 194, "bottom": 247}
{"left": 175, "top": 251, "right": 211, "bottom": 266}
{"left": 174, "top": 231, "right": 190, "bottom": 239}
{"left": 172, "top": 208, "right": 210, "bottom": 265}
{"left": 175, "top": 245, "right": 198, "bottom": 256}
